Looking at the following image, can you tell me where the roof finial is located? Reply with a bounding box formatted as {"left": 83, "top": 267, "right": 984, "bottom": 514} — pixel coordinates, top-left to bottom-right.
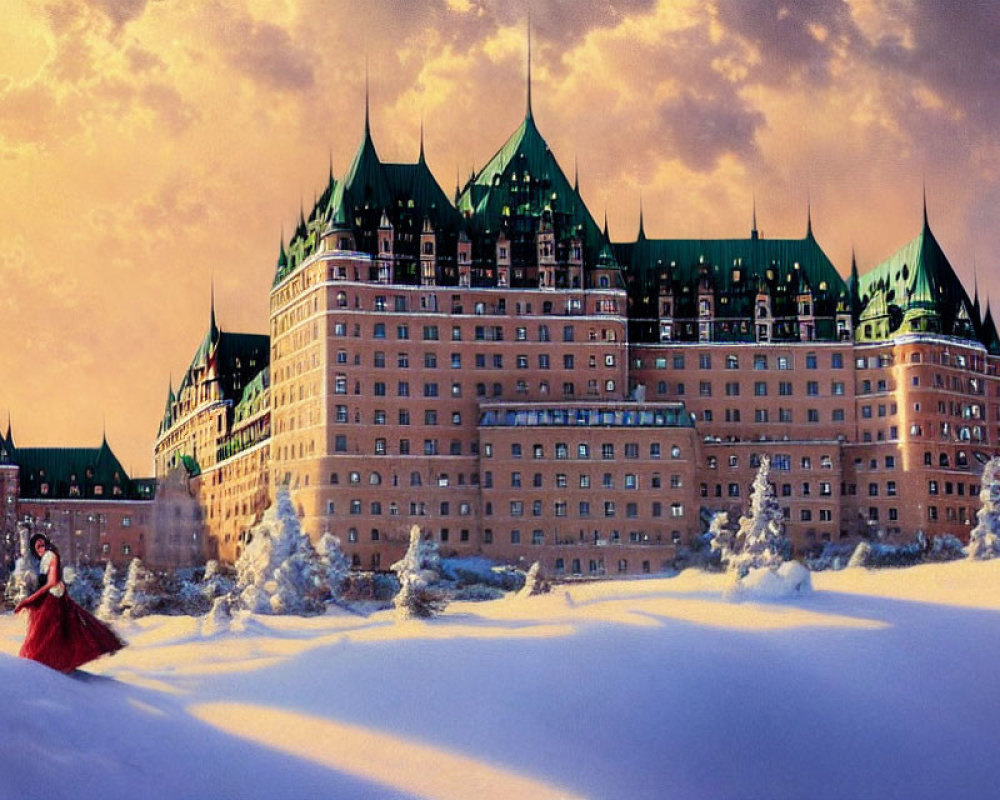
{"left": 638, "top": 192, "right": 646, "bottom": 240}
{"left": 806, "top": 193, "right": 813, "bottom": 238}
{"left": 364, "top": 56, "right": 371, "bottom": 138}
{"left": 419, "top": 115, "right": 426, "bottom": 164}
{"left": 210, "top": 275, "right": 218, "bottom": 338}
{"left": 526, "top": 7, "right": 533, "bottom": 119}
{"left": 922, "top": 176, "right": 929, "bottom": 229}
{"left": 603, "top": 209, "right": 610, "bottom": 240}
{"left": 751, "top": 193, "right": 758, "bottom": 240}
{"left": 573, "top": 155, "right": 579, "bottom": 194}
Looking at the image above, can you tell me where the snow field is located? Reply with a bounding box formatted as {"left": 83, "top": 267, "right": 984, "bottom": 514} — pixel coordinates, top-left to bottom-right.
{"left": 1, "top": 560, "right": 999, "bottom": 800}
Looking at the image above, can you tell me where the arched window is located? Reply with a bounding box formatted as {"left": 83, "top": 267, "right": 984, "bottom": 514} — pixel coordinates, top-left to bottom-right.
{"left": 369, "top": 472, "right": 382, "bottom": 485}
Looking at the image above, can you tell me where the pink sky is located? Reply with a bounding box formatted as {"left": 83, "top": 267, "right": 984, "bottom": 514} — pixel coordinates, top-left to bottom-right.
{"left": 1, "top": 0, "right": 998, "bottom": 473}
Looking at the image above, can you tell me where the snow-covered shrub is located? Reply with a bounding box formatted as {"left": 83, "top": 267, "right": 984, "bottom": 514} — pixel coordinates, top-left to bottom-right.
{"left": 391, "top": 525, "right": 450, "bottom": 619}
{"left": 455, "top": 583, "right": 506, "bottom": 602}
{"left": 852, "top": 537, "right": 924, "bottom": 569}
{"left": 730, "top": 457, "right": 791, "bottom": 577}
{"left": 517, "top": 561, "right": 549, "bottom": 598}
{"left": 201, "top": 596, "right": 231, "bottom": 636}
{"left": 67, "top": 565, "right": 102, "bottom": 611}
{"left": 441, "top": 557, "right": 523, "bottom": 592}
{"left": 968, "top": 457, "right": 1000, "bottom": 560}
{"left": 727, "top": 561, "right": 813, "bottom": 601}
{"left": 95, "top": 562, "right": 122, "bottom": 620}
{"left": 927, "top": 535, "right": 966, "bottom": 562}
{"left": 234, "top": 488, "right": 324, "bottom": 615}
{"left": 804, "top": 542, "right": 855, "bottom": 572}
{"left": 121, "top": 558, "right": 154, "bottom": 618}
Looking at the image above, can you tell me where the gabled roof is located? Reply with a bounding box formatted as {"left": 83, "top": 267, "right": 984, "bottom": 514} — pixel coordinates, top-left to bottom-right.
{"left": 13, "top": 437, "right": 147, "bottom": 500}
{"left": 456, "top": 112, "right": 609, "bottom": 264}
{"left": 856, "top": 216, "right": 977, "bottom": 343}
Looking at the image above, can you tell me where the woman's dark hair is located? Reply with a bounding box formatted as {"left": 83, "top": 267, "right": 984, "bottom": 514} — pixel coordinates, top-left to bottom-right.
{"left": 29, "top": 533, "right": 62, "bottom": 581}
{"left": 29, "top": 533, "right": 50, "bottom": 556}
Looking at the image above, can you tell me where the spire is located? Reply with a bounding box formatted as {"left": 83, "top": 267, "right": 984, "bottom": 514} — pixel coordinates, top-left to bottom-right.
{"left": 850, "top": 247, "right": 862, "bottom": 323}
{"left": 806, "top": 195, "right": 813, "bottom": 239}
{"left": 603, "top": 209, "right": 610, "bottom": 240}
{"left": 364, "top": 57, "right": 371, "bottom": 138}
{"left": 637, "top": 193, "right": 646, "bottom": 241}
{"left": 5, "top": 412, "right": 12, "bottom": 450}
{"left": 751, "top": 194, "right": 759, "bottom": 240}
{"left": 973, "top": 260, "right": 982, "bottom": 322}
{"left": 922, "top": 179, "right": 929, "bottom": 230}
{"left": 573, "top": 155, "right": 579, "bottom": 195}
{"left": 210, "top": 278, "right": 218, "bottom": 340}
{"left": 418, "top": 116, "right": 426, "bottom": 164}
{"left": 525, "top": 9, "right": 533, "bottom": 119}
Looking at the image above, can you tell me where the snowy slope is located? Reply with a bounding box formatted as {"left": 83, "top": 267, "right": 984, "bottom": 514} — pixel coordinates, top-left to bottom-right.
{"left": 2, "top": 561, "right": 999, "bottom": 800}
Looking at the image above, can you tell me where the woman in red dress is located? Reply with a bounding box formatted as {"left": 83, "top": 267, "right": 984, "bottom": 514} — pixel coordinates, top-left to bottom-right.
{"left": 15, "top": 533, "right": 126, "bottom": 673}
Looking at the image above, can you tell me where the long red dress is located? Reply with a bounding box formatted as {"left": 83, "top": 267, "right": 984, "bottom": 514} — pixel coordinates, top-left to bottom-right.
{"left": 19, "top": 552, "right": 125, "bottom": 673}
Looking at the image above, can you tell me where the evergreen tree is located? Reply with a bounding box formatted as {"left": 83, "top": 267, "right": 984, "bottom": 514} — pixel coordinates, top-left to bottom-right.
{"left": 316, "top": 532, "right": 350, "bottom": 602}
{"left": 96, "top": 562, "right": 122, "bottom": 620}
{"left": 730, "top": 456, "right": 790, "bottom": 577}
{"left": 5, "top": 525, "right": 36, "bottom": 608}
{"left": 391, "top": 525, "right": 449, "bottom": 619}
{"left": 121, "top": 558, "right": 153, "bottom": 618}
{"left": 968, "top": 457, "right": 1000, "bottom": 560}
{"left": 707, "top": 511, "right": 735, "bottom": 570}
{"left": 234, "top": 487, "right": 324, "bottom": 615}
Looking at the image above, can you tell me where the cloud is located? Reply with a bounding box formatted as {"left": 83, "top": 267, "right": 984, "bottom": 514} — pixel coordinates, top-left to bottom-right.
{"left": 209, "top": 5, "right": 315, "bottom": 92}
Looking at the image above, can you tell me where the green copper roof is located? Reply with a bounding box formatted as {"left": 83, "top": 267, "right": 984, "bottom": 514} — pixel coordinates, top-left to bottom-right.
{"left": 617, "top": 227, "right": 848, "bottom": 340}
{"left": 856, "top": 218, "right": 977, "bottom": 343}
{"left": 456, "top": 112, "right": 611, "bottom": 266}
{"left": 13, "top": 438, "right": 146, "bottom": 500}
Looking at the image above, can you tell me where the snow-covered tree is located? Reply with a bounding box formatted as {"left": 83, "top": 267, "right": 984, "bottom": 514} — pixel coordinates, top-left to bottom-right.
{"left": 968, "top": 456, "right": 1000, "bottom": 560}
{"left": 201, "top": 595, "right": 231, "bottom": 636}
{"left": 316, "top": 531, "right": 350, "bottom": 602}
{"left": 707, "top": 511, "right": 735, "bottom": 570}
{"left": 121, "top": 558, "right": 154, "bottom": 618}
{"left": 390, "top": 525, "right": 449, "bottom": 619}
{"left": 234, "top": 487, "right": 324, "bottom": 615}
{"left": 96, "top": 562, "right": 122, "bottom": 620}
{"left": 5, "top": 525, "right": 36, "bottom": 607}
{"left": 847, "top": 541, "right": 871, "bottom": 569}
{"left": 730, "top": 456, "right": 790, "bottom": 577}
{"left": 201, "top": 559, "right": 235, "bottom": 603}
{"left": 517, "top": 561, "right": 548, "bottom": 597}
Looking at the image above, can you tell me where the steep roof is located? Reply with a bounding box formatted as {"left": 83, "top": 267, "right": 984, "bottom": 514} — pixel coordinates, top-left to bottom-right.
{"left": 13, "top": 437, "right": 148, "bottom": 500}
{"left": 616, "top": 224, "right": 848, "bottom": 336}
{"left": 456, "top": 111, "right": 609, "bottom": 264}
{"left": 856, "top": 216, "right": 977, "bottom": 343}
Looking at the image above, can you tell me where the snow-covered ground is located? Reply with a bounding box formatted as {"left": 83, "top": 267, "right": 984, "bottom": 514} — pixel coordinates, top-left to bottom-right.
{"left": 2, "top": 560, "right": 999, "bottom": 800}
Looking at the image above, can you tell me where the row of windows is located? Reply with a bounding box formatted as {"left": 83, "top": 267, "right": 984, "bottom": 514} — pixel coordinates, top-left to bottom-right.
{"left": 706, "top": 453, "right": 835, "bottom": 469}
{"left": 697, "top": 408, "right": 846, "bottom": 424}
{"left": 484, "top": 442, "right": 681, "bottom": 460}
{"left": 483, "top": 530, "right": 682, "bottom": 547}
{"left": 499, "top": 472, "right": 682, "bottom": 490}
{"left": 643, "top": 352, "right": 839, "bottom": 371}
{"left": 354, "top": 351, "right": 617, "bottom": 370}
{"left": 701, "top": 481, "right": 835, "bottom": 498}
{"left": 330, "top": 471, "right": 479, "bottom": 488}
{"left": 501, "top": 500, "right": 685, "bottom": 518}
{"left": 333, "top": 377, "right": 615, "bottom": 398}
{"left": 333, "top": 321, "right": 595, "bottom": 343}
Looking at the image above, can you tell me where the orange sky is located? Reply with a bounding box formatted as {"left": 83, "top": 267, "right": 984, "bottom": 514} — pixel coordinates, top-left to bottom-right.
{"left": 2, "top": 0, "right": 998, "bottom": 475}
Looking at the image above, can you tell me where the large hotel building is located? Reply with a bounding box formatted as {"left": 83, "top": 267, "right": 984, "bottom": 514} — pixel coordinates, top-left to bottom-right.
{"left": 153, "top": 85, "right": 1000, "bottom": 578}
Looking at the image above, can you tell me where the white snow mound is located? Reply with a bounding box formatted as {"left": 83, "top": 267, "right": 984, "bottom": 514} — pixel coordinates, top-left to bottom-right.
{"left": 727, "top": 561, "right": 813, "bottom": 600}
